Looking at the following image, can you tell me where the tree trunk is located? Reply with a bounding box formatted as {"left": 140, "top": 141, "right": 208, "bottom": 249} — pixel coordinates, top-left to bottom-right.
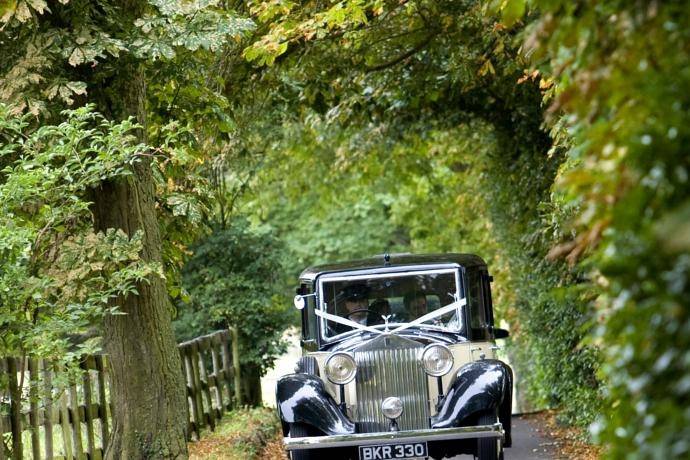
{"left": 241, "top": 364, "right": 262, "bottom": 406}
{"left": 89, "top": 4, "right": 188, "bottom": 457}
{"left": 92, "top": 165, "right": 188, "bottom": 459}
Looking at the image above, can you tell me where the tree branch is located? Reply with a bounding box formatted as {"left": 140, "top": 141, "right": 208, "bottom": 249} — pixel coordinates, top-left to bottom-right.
{"left": 364, "top": 32, "right": 438, "bottom": 73}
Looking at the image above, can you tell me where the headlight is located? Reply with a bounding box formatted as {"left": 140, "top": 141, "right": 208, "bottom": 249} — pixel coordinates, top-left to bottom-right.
{"left": 324, "top": 352, "right": 357, "bottom": 385}
{"left": 421, "top": 344, "right": 454, "bottom": 377}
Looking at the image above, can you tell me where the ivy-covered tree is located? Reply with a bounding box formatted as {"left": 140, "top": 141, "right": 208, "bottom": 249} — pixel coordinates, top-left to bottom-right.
{"left": 0, "top": 105, "right": 156, "bottom": 359}
{"left": 495, "top": 0, "right": 690, "bottom": 457}
{"left": 1, "top": 0, "right": 253, "bottom": 457}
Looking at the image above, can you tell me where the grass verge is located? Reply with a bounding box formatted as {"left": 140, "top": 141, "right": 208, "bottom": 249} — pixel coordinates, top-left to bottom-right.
{"left": 188, "top": 407, "right": 286, "bottom": 460}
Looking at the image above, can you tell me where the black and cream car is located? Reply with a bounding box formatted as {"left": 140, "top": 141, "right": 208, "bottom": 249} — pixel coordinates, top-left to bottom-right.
{"left": 278, "top": 254, "right": 513, "bottom": 460}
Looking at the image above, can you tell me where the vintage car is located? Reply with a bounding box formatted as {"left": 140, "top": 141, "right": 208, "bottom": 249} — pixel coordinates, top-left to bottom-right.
{"left": 278, "top": 253, "right": 513, "bottom": 460}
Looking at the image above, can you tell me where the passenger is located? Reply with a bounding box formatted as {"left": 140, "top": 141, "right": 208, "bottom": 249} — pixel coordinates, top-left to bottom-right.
{"left": 369, "top": 298, "right": 391, "bottom": 325}
{"left": 404, "top": 292, "right": 428, "bottom": 320}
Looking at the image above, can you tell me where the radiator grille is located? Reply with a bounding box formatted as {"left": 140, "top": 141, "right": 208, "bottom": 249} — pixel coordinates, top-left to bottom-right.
{"left": 353, "top": 335, "right": 430, "bottom": 432}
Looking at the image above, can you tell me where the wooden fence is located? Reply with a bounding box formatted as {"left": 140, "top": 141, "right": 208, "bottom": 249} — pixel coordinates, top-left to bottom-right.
{"left": 0, "top": 329, "right": 239, "bottom": 459}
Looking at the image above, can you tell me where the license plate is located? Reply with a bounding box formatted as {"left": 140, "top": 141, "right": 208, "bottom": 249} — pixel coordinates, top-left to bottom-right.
{"left": 359, "top": 442, "right": 428, "bottom": 459}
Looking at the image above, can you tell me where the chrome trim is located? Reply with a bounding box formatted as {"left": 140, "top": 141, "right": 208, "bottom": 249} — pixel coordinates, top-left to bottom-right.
{"left": 421, "top": 343, "right": 454, "bottom": 377}
{"left": 284, "top": 423, "right": 504, "bottom": 450}
{"left": 354, "top": 336, "right": 429, "bottom": 432}
{"left": 319, "top": 268, "right": 459, "bottom": 283}
{"left": 324, "top": 352, "right": 357, "bottom": 385}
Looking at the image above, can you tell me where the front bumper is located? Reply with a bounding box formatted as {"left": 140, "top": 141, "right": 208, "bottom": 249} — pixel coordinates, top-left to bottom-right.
{"left": 284, "top": 423, "right": 503, "bottom": 451}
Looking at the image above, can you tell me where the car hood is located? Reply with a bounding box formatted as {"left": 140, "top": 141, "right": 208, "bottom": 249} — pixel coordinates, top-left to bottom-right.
{"left": 323, "top": 326, "right": 467, "bottom": 352}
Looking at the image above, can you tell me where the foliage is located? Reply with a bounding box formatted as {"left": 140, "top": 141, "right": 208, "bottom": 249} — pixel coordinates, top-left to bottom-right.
{"left": 0, "top": 0, "right": 257, "bottom": 312}
{"left": 132, "top": 0, "right": 254, "bottom": 60}
{"left": 0, "top": 0, "right": 253, "bottom": 116}
{"left": 491, "top": 0, "right": 690, "bottom": 457}
{"left": 236, "top": 0, "right": 600, "bottom": 427}
{"left": 0, "top": 104, "right": 159, "bottom": 358}
{"left": 2, "top": 0, "right": 687, "bottom": 456}
{"left": 176, "top": 218, "right": 288, "bottom": 376}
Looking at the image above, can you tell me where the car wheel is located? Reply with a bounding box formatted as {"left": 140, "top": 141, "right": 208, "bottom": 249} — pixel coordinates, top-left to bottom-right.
{"left": 289, "top": 423, "right": 314, "bottom": 460}
{"left": 477, "top": 410, "right": 503, "bottom": 460}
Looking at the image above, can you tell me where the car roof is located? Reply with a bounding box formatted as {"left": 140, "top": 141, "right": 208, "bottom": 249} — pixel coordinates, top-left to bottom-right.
{"left": 299, "top": 253, "right": 487, "bottom": 281}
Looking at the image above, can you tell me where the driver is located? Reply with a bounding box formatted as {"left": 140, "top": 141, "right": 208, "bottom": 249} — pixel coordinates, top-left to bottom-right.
{"left": 329, "top": 284, "right": 370, "bottom": 335}
{"left": 341, "top": 284, "right": 369, "bottom": 325}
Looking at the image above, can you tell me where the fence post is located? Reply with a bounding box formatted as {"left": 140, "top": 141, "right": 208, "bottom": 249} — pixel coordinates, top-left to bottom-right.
{"left": 7, "top": 358, "right": 22, "bottom": 460}
{"left": 42, "top": 360, "right": 54, "bottom": 460}
{"left": 82, "top": 356, "right": 99, "bottom": 460}
{"left": 0, "top": 358, "right": 8, "bottom": 460}
{"left": 69, "top": 380, "right": 84, "bottom": 458}
{"left": 55, "top": 363, "right": 73, "bottom": 460}
{"left": 218, "top": 333, "right": 233, "bottom": 410}
{"left": 196, "top": 339, "right": 216, "bottom": 431}
{"left": 28, "top": 358, "right": 40, "bottom": 460}
{"left": 95, "top": 355, "right": 109, "bottom": 451}
{"left": 189, "top": 340, "right": 206, "bottom": 436}
{"left": 209, "top": 337, "right": 223, "bottom": 417}
{"left": 229, "top": 327, "right": 241, "bottom": 405}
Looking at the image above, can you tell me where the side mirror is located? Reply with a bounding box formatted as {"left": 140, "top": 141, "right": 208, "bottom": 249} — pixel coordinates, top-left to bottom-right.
{"left": 293, "top": 295, "right": 306, "bottom": 310}
{"left": 293, "top": 292, "right": 317, "bottom": 310}
{"left": 494, "top": 328, "right": 509, "bottom": 339}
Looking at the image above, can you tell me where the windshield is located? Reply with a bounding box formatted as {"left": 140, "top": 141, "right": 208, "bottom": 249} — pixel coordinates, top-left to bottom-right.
{"left": 319, "top": 269, "right": 464, "bottom": 338}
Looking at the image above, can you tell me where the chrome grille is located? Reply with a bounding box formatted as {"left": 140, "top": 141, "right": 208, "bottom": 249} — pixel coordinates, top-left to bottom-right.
{"left": 353, "top": 335, "right": 430, "bottom": 432}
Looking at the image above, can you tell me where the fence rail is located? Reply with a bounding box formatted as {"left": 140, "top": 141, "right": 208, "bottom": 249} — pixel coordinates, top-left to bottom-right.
{"left": 0, "top": 329, "right": 239, "bottom": 459}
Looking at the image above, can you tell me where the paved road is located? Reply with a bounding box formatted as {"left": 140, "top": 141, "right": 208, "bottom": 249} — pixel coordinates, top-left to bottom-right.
{"left": 449, "top": 414, "right": 560, "bottom": 460}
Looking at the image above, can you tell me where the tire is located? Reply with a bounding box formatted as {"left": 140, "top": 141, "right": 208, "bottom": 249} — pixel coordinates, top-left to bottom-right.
{"left": 477, "top": 410, "right": 503, "bottom": 460}
{"left": 289, "top": 423, "right": 314, "bottom": 460}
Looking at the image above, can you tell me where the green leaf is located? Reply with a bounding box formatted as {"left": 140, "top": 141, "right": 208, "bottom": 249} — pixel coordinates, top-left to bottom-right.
{"left": 500, "top": 0, "right": 525, "bottom": 27}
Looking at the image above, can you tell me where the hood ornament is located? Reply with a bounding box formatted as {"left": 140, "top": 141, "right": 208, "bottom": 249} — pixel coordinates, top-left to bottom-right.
{"left": 382, "top": 315, "right": 392, "bottom": 333}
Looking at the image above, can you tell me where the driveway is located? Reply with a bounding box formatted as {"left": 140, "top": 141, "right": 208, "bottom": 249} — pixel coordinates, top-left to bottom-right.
{"left": 448, "top": 414, "right": 560, "bottom": 459}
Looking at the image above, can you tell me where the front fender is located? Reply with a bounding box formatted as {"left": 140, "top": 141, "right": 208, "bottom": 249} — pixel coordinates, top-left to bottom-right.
{"left": 431, "top": 360, "right": 512, "bottom": 431}
{"left": 276, "top": 373, "right": 355, "bottom": 436}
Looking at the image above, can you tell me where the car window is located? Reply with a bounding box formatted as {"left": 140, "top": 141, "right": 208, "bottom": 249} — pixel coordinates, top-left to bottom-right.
{"left": 319, "top": 269, "right": 463, "bottom": 338}
{"left": 467, "top": 269, "right": 490, "bottom": 340}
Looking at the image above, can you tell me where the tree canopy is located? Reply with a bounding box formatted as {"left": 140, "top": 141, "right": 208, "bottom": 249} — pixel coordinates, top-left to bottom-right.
{"left": 1, "top": 0, "right": 689, "bottom": 458}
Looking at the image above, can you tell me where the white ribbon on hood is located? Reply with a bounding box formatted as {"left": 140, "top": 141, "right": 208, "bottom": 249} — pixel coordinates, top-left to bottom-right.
{"left": 314, "top": 309, "right": 388, "bottom": 335}
{"left": 389, "top": 298, "right": 466, "bottom": 334}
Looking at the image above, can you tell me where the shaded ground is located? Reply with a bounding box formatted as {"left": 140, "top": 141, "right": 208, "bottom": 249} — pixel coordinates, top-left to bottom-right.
{"left": 505, "top": 414, "right": 561, "bottom": 459}
{"left": 188, "top": 407, "right": 280, "bottom": 460}
{"left": 448, "top": 412, "right": 599, "bottom": 460}
{"left": 449, "top": 414, "right": 559, "bottom": 460}
{"left": 190, "top": 412, "right": 599, "bottom": 459}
